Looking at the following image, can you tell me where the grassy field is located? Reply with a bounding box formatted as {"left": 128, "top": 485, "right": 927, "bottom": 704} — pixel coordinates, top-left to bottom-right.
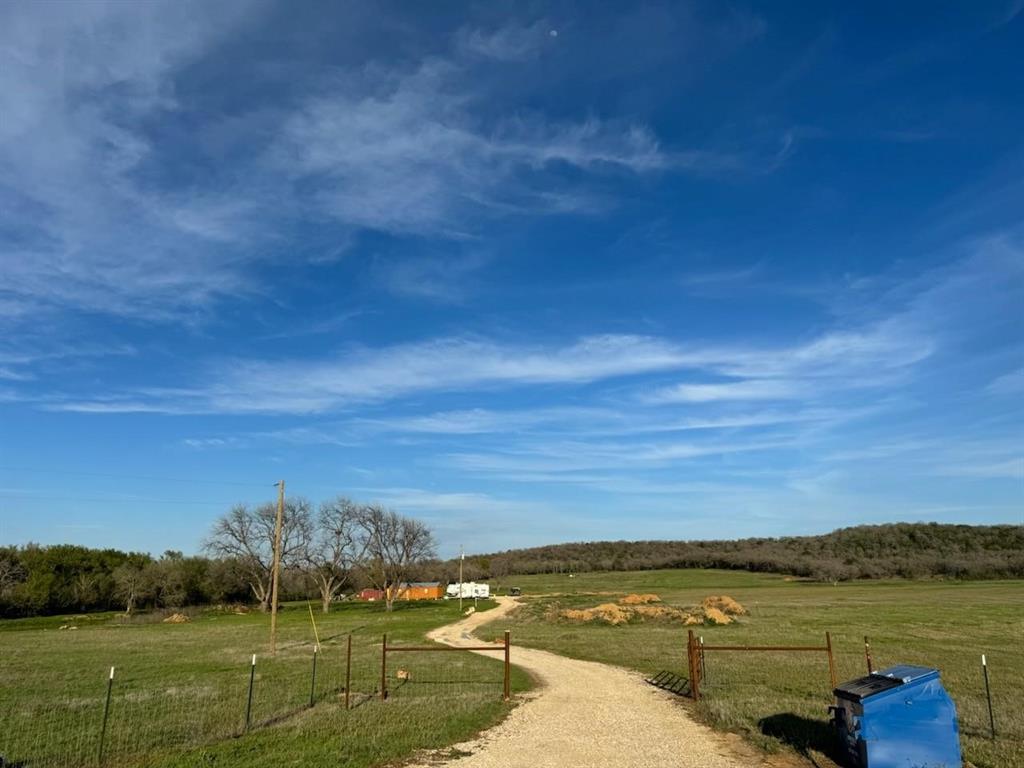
{"left": 0, "top": 599, "right": 530, "bottom": 768}
{"left": 484, "top": 569, "right": 1024, "bottom": 768}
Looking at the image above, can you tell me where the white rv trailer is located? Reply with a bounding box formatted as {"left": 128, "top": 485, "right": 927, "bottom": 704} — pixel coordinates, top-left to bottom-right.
{"left": 445, "top": 582, "right": 490, "bottom": 599}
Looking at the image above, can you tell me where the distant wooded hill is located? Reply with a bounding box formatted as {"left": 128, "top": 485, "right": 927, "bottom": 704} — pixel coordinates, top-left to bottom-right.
{"left": 464, "top": 523, "right": 1024, "bottom": 582}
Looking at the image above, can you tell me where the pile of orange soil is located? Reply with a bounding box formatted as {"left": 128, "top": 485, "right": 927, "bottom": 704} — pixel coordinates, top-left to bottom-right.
{"left": 619, "top": 593, "right": 661, "bottom": 605}
{"left": 561, "top": 603, "right": 631, "bottom": 625}
{"left": 701, "top": 595, "right": 748, "bottom": 616}
{"left": 558, "top": 594, "right": 748, "bottom": 627}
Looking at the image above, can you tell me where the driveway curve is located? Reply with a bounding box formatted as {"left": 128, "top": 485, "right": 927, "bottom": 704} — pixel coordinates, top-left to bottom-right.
{"left": 404, "top": 596, "right": 768, "bottom": 768}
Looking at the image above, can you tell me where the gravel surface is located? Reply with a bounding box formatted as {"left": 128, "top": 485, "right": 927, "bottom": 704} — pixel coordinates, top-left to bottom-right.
{"left": 405, "top": 597, "right": 787, "bottom": 768}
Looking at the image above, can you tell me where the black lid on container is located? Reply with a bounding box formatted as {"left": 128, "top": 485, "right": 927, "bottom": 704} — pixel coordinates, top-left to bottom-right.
{"left": 834, "top": 674, "right": 904, "bottom": 701}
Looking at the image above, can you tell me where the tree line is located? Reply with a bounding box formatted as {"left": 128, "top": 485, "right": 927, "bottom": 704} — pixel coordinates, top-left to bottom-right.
{"left": 461, "top": 523, "right": 1024, "bottom": 582}
{"left": 4, "top": 520, "right": 1021, "bottom": 618}
{"left": 0, "top": 498, "right": 437, "bottom": 618}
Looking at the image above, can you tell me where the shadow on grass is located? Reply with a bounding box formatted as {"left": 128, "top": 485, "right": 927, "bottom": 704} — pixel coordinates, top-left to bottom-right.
{"left": 758, "top": 712, "right": 845, "bottom": 766}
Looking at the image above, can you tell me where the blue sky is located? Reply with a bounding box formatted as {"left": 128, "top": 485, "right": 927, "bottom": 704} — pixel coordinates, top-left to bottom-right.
{"left": 1, "top": 1, "right": 1021, "bottom": 557}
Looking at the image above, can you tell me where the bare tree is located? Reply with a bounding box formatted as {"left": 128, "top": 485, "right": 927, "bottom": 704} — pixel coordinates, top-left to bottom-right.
{"left": 490, "top": 555, "right": 510, "bottom": 591}
{"left": 355, "top": 504, "right": 436, "bottom": 611}
{"left": 204, "top": 498, "right": 313, "bottom": 612}
{"left": 0, "top": 548, "right": 25, "bottom": 597}
{"left": 306, "top": 497, "right": 366, "bottom": 613}
{"left": 71, "top": 571, "right": 98, "bottom": 612}
{"left": 112, "top": 562, "right": 149, "bottom": 615}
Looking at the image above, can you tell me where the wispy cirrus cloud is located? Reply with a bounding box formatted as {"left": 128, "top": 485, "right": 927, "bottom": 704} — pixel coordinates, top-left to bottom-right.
{"left": 445, "top": 435, "right": 793, "bottom": 474}
{"left": 0, "top": 1, "right": 266, "bottom": 324}
{"left": 2, "top": 6, "right": 722, "bottom": 329}
{"left": 45, "top": 334, "right": 689, "bottom": 414}
{"left": 987, "top": 367, "right": 1024, "bottom": 395}
{"left": 455, "top": 20, "right": 555, "bottom": 62}
{"left": 32, "top": 295, "right": 941, "bottom": 416}
{"left": 377, "top": 253, "right": 491, "bottom": 303}
{"left": 356, "top": 404, "right": 851, "bottom": 437}
{"left": 267, "top": 59, "right": 677, "bottom": 237}
{"left": 647, "top": 378, "right": 806, "bottom": 403}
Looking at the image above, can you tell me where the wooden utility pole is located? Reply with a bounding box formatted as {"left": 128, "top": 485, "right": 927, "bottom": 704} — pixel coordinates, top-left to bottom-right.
{"left": 270, "top": 479, "right": 285, "bottom": 655}
{"left": 459, "top": 545, "right": 464, "bottom": 613}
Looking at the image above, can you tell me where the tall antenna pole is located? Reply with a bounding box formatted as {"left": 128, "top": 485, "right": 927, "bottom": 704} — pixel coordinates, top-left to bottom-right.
{"left": 270, "top": 479, "right": 285, "bottom": 655}
{"left": 459, "top": 545, "right": 464, "bottom": 613}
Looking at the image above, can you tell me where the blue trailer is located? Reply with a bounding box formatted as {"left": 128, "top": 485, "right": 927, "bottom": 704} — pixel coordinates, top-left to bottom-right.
{"left": 831, "top": 665, "right": 962, "bottom": 768}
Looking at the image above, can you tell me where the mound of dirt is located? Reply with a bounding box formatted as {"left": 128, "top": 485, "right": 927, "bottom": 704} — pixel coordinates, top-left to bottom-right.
{"left": 631, "top": 605, "right": 689, "bottom": 621}
{"left": 703, "top": 607, "right": 733, "bottom": 625}
{"left": 561, "top": 603, "right": 630, "bottom": 625}
{"left": 163, "top": 613, "right": 191, "bottom": 624}
{"left": 557, "top": 593, "right": 748, "bottom": 627}
{"left": 701, "top": 595, "right": 747, "bottom": 616}
{"left": 619, "top": 593, "right": 661, "bottom": 605}
{"left": 561, "top": 601, "right": 694, "bottom": 625}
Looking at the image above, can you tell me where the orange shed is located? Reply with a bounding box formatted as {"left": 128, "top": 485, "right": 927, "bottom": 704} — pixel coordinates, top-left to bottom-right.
{"left": 393, "top": 581, "right": 444, "bottom": 601}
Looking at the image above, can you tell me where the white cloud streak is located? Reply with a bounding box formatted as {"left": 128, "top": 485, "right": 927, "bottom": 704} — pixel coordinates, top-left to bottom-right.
{"left": 456, "top": 21, "right": 554, "bottom": 62}
{"left": 173, "top": 334, "right": 689, "bottom": 413}
{"left": 267, "top": 60, "right": 674, "bottom": 236}
{"left": 987, "top": 368, "right": 1024, "bottom": 395}
{"left": 1, "top": 7, "right": 710, "bottom": 328}
{"left": 648, "top": 379, "right": 805, "bottom": 403}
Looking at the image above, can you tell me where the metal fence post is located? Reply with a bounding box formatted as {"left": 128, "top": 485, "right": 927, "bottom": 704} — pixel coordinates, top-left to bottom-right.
{"left": 825, "top": 632, "right": 837, "bottom": 691}
{"left": 503, "top": 630, "right": 511, "bottom": 701}
{"left": 380, "top": 633, "right": 387, "bottom": 701}
{"left": 699, "top": 636, "right": 707, "bottom": 683}
{"left": 982, "top": 654, "right": 996, "bottom": 739}
{"left": 97, "top": 666, "right": 115, "bottom": 764}
{"left": 245, "top": 654, "right": 256, "bottom": 731}
{"left": 309, "top": 646, "right": 318, "bottom": 708}
{"left": 687, "top": 630, "right": 700, "bottom": 701}
{"left": 345, "top": 633, "right": 352, "bottom": 710}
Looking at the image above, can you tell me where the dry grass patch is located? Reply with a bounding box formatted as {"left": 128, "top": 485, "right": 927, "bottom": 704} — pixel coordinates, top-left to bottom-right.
{"left": 560, "top": 603, "right": 631, "bottom": 625}
{"left": 557, "top": 594, "right": 747, "bottom": 626}
{"left": 619, "top": 593, "right": 661, "bottom": 605}
{"left": 702, "top": 595, "right": 748, "bottom": 616}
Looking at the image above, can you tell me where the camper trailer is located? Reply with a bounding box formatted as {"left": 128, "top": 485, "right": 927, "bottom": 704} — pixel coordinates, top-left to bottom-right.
{"left": 445, "top": 582, "right": 490, "bottom": 599}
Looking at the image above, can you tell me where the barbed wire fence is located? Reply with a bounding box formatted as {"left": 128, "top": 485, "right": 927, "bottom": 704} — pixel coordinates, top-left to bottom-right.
{"left": 0, "top": 627, "right": 511, "bottom": 767}
{"left": 676, "top": 629, "right": 1018, "bottom": 765}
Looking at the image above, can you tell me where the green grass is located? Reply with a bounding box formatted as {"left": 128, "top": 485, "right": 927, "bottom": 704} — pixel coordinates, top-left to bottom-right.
{"left": 0, "top": 599, "right": 530, "bottom": 767}
{"left": 490, "top": 569, "right": 1024, "bottom": 768}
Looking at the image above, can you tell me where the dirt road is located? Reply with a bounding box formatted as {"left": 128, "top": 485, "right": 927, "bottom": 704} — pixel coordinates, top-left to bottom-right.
{"left": 406, "top": 597, "right": 791, "bottom": 768}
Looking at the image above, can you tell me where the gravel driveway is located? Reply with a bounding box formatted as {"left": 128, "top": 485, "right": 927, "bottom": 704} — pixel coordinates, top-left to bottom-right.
{"left": 404, "top": 597, "right": 784, "bottom": 768}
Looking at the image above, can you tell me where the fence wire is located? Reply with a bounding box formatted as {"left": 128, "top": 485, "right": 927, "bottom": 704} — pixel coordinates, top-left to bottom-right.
{"left": 0, "top": 627, "right": 510, "bottom": 767}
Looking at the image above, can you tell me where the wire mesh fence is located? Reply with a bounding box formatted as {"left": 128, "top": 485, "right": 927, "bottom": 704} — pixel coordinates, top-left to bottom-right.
{"left": 0, "top": 627, "right": 512, "bottom": 767}
{"left": 675, "top": 629, "right": 1020, "bottom": 765}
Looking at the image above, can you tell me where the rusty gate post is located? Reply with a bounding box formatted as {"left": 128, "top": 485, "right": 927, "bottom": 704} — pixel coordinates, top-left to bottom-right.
{"left": 503, "top": 630, "right": 511, "bottom": 701}
{"left": 826, "top": 632, "right": 837, "bottom": 691}
{"left": 864, "top": 635, "right": 873, "bottom": 674}
{"left": 380, "top": 633, "right": 387, "bottom": 701}
{"left": 687, "top": 630, "right": 701, "bottom": 701}
{"left": 693, "top": 632, "right": 701, "bottom": 699}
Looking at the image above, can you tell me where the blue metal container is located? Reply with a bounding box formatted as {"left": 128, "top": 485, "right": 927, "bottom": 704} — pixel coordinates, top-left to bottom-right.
{"left": 831, "top": 665, "right": 962, "bottom": 768}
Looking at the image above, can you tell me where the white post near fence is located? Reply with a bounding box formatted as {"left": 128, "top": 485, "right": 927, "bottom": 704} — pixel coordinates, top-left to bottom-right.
{"left": 245, "top": 654, "right": 256, "bottom": 731}
{"left": 98, "top": 666, "right": 115, "bottom": 763}
{"left": 982, "top": 654, "right": 995, "bottom": 739}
